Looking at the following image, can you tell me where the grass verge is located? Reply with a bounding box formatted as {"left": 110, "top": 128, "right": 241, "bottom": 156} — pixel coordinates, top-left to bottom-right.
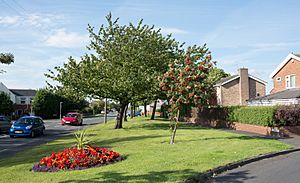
{"left": 0, "top": 117, "right": 291, "bottom": 183}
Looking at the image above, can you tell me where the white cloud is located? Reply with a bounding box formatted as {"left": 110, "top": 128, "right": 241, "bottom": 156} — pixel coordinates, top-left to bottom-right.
{"left": 0, "top": 13, "right": 62, "bottom": 27}
{"left": 0, "top": 16, "right": 20, "bottom": 24}
{"left": 158, "top": 27, "right": 187, "bottom": 35}
{"left": 45, "top": 29, "right": 89, "bottom": 48}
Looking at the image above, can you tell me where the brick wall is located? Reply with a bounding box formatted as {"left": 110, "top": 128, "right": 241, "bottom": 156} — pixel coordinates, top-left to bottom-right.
{"left": 272, "top": 58, "right": 300, "bottom": 93}
{"left": 249, "top": 78, "right": 266, "bottom": 99}
{"left": 221, "top": 79, "right": 240, "bottom": 106}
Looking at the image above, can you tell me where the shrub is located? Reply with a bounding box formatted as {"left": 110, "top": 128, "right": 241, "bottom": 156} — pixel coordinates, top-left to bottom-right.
{"left": 274, "top": 105, "right": 300, "bottom": 126}
{"left": 227, "top": 106, "right": 277, "bottom": 126}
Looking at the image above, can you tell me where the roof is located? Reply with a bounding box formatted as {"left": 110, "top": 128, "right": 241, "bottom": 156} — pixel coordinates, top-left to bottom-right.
{"left": 250, "top": 88, "right": 300, "bottom": 101}
{"left": 269, "top": 53, "right": 300, "bottom": 78}
{"left": 9, "top": 89, "right": 36, "bottom": 96}
{"left": 215, "top": 75, "right": 238, "bottom": 86}
{"left": 215, "top": 74, "right": 267, "bottom": 86}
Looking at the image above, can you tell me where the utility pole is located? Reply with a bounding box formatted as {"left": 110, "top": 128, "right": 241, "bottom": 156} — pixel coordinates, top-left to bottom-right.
{"left": 59, "top": 102, "right": 63, "bottom": 119}
{"left": 104, "top": 98, "right": 107, "bottom": 124}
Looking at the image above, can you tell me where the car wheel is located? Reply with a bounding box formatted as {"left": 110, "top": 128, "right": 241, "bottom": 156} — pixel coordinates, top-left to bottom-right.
{"left": 30, "top": 131, "right": 35, "bottom": 138}
{"left": 10, "top": 135, "right": 14, "bottom": 138}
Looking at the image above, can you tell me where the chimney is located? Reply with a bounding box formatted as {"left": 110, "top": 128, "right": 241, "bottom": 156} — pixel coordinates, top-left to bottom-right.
{"left": 239, "top": 68, "right": 249, "bottom": 105}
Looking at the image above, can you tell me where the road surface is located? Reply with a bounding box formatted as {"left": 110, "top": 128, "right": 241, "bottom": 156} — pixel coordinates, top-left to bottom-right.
{"left": 0, "top": 114, "right": 116, "bottom": 159}
{"left": 207, "top": 151, "right": 300, "bottom": 183}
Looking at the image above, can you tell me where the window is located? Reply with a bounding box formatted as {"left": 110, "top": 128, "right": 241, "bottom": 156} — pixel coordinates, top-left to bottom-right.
{"left": 20, "top": 97, "right": 26, "bottom": 104}
{"left": 286, "top": 75, "right": 296, "bottom": 88}
{"left": 276, "top": 77, "right": 281, "bottom": 82}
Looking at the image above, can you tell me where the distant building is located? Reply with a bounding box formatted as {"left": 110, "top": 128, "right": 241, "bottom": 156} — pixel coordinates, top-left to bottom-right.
{"left": 214, "top": 68, "right": 267, "bottom": 106}
{"left": 0, "top": 82, "right": 36, "bottom": 117}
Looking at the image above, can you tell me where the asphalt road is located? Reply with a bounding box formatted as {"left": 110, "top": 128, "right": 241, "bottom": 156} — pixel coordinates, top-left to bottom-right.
{"left": 0, "top": 113, "right": 117, "bottom": 159}
{"left": 207, "top": 151, "right": 300, "bottom": 183}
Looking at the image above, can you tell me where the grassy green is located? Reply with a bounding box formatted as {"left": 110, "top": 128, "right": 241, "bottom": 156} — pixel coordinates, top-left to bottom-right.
{"left": 0, "top": 117, "right": 291, "bottom": 183}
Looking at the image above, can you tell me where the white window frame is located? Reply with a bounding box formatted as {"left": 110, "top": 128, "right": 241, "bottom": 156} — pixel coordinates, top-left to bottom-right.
{"left": 285, "top": 74, "right": 296, "bottom": 89}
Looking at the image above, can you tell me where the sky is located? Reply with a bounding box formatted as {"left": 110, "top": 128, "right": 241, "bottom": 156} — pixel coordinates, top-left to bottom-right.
{"left": 0, "top": 0, "right": 300, "bottom": 93}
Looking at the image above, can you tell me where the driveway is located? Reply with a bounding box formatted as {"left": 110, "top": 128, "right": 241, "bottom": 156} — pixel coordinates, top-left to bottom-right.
{"left": 0, "top": 113, "right": 117, "bottom": 159}
{"left": 207, "top": 146, "right": 300, "bottom": 183}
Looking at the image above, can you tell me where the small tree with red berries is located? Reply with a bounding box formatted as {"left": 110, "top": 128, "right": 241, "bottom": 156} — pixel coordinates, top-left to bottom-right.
{"left": 159, "top": 45, "right": 215, "bottom": 144}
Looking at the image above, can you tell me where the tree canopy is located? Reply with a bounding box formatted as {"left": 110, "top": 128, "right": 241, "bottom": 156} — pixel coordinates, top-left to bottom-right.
{"left": 0, "top": 91, "right": 14, "bottom": 116}
{"left": 46, "top": 13, "right": 182, "bottom": 128}
{"left": 32, "top": 88, "right": 87, "bottom": 119}
{"left": 0, "top": 53, "right": 14, "bottom": 73}
{"left": 160, "top": 45, "right": 215, "bottom": 144}
{"left": 207, "top": 67, "right": 230, "bottom": 84}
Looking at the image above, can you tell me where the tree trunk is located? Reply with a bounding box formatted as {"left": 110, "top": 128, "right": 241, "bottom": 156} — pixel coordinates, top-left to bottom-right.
{"left": 124, "top": 104, "right": 128, "bottom": 122}
{"left": 133, "top": 103, "right": 136, "bottom": 117}
{"left": 130, "top": 103, "right": 134, "bottom": 119}
{"left": 150, "top": 100, "right": 157, "bottom": 120}
{"left": 144, "top": 101, "right": 147, "bottom": 117}
{"left": 115, "top": 102, "right": 127, "bottom": 129}
{"left": 170, "top": 109, "right": 180, "bottom": 144}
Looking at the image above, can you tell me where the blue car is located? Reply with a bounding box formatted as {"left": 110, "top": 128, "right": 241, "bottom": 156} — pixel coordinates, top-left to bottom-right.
{"left": 9, "top": 116, "right": 45, "bottom": 138}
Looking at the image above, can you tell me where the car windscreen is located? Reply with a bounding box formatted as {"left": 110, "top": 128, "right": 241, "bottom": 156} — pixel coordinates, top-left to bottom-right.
{"left": 65, "top": 114, "right": 77, "bottom": 118}
{"left": 0, "top": 117, "right": 7, "bottom": 121}
{"left": 15, "top": 118, "right": 34, "bottom": 124}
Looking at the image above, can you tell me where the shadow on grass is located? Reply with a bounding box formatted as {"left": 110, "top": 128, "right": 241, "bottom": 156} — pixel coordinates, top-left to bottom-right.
{"left": 127, "top": 121, "right": 209, "bottom": 131}
{"left": 206, "top": 170, "right": 256, "bottom": 183}
{"left": 59, "top": 169, "right": 198, "bottom": 183}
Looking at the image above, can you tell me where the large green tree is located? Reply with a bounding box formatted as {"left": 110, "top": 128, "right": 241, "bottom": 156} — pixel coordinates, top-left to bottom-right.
{"left": 160, "top": 46, "right": 215, "bottom": 144}
{"left": 0, "top": 92, "right": 14, "bottom": 115}
{"left": 207, "top": 67, "right": 230, "bottom": 84}
{"left": 46, "top": 13, "right": 181, "bottom": 129}
{"left": 0, "top": 53, "right": 14, "bottom": 73}
{"left": 32, "top": 88, "right": 87, "bottom": 119}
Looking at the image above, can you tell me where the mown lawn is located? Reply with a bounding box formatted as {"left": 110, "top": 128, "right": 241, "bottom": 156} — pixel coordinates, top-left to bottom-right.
{"left": 0, "top": 117, "right": 291, "bottom": 183}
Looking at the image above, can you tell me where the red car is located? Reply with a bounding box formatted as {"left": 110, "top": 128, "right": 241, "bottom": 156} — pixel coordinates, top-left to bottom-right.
{"left": 61, "top": 112, "right": 83, "bottom": 126}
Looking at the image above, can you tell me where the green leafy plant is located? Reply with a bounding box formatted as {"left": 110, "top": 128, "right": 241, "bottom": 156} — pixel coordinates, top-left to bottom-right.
{"left": 74, "top": 129, "right": 90, "bottom": 149}
{"left": 160, "top": 46, "right": 215, "bottom": 144}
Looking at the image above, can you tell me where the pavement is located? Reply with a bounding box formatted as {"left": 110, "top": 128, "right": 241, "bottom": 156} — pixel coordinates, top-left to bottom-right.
{"left": 0, "top": 113, "right": 117, "bottom": 159}
{"left": 206, "top": 129, "right": 300, "bottom": 183}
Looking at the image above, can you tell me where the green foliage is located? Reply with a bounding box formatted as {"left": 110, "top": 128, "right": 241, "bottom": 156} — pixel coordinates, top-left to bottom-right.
{"left": 160, "top": 46, "right": 215, "bottom": 115}
{"left": 0, "top": 53, "right": 14, "bottom": 73}
{"left": 32, "top": 89, "right": 88, "bottom": 119}
{"left": 274, "top": 105, "right": 300, "bottom": 126}
{"left": 46, "top": 13, "right": 181, "bottom": 128}
{"left": 0, "top": 53, "right": 14, "bottom": 64}
{"left": 0, "top": 92, "right": 14, "bottom": 115}
{"left": 207, "top": 67, "right": 230, "bottom": 84}
{"left": 74, "top": 129, "right": 90, "bottom": 149}
{"left": 90, "top": 100, "right": 105, "bottom": 114}
{"left": 228, "top": 106, "right": 277, "bottom": 126}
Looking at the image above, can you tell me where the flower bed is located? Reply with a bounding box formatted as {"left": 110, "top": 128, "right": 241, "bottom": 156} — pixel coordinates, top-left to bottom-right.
{"left": 32, "top": 145, "right": 122, "bottom": 172}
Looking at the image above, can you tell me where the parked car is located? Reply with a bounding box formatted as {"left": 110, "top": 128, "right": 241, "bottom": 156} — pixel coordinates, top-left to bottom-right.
{"left": 127, "top": 111, "right": 142, "bottom": 117}
{"left": 9, "top": 116, "right": 45, "bottom": 138}
{"left": 61, "top": 112, "right": 83, "bottom": 126}
{"left": 0, "top": 116, "right": 11, "bottom": 134}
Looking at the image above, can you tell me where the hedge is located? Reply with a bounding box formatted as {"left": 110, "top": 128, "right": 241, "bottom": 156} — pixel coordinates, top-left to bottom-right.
{"left": 274, "top": 105, "right": 300, "bottom": 126}
{"left": 227, "top": 106, "right": 278, "bottom": 127}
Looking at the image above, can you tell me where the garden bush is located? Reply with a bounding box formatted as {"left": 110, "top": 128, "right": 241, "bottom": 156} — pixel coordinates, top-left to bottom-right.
{"left": 227, "top": 106, "right": 277, "bottom": 126}
{"left": 274, "top": 105, "right": 300, "bottom": 126}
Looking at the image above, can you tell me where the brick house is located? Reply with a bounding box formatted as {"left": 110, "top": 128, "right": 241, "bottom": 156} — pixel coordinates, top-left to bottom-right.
{"left": 0, "top": 82, "right": 36, "bottom": 117}
{"left": 249, "top": 53, "right": 300, "bottom": 105}
{"left": 215, "top": 68, "right": 267, "bottom": 106}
